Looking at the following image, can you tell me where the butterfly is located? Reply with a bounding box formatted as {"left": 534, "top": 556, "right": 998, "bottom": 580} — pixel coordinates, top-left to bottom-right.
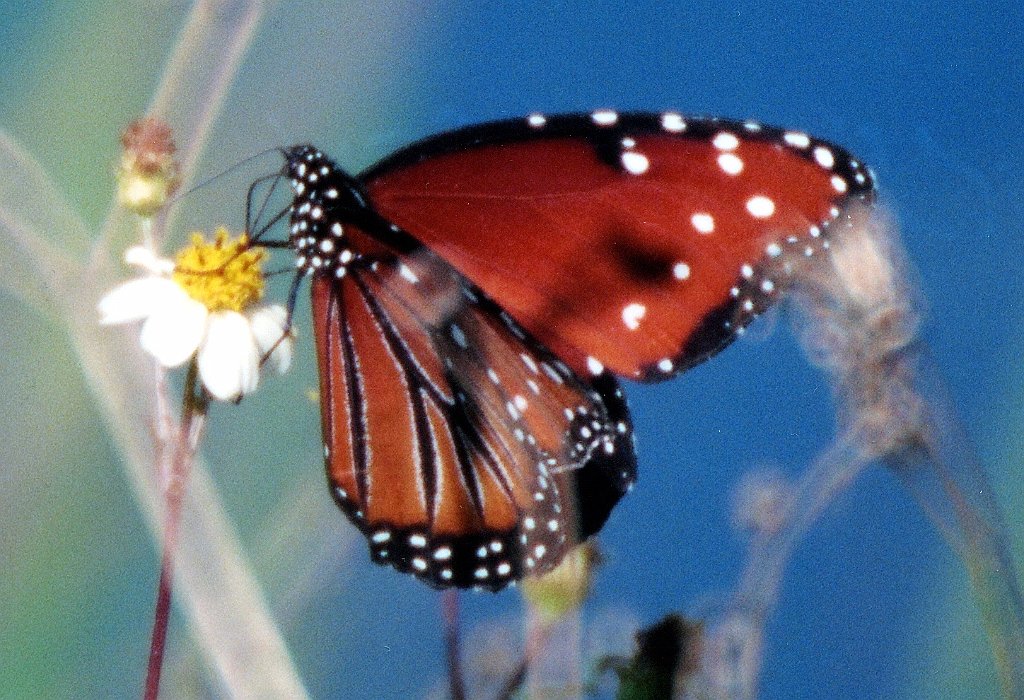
{"left": 261, "top": 111, "right": 873, "bottom": 590}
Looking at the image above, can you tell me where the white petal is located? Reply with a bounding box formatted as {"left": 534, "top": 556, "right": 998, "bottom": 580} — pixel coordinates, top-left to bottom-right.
{"left": 124, "top": 246, "right": 175, "bottom": 274}
{"left": 139, "top": 291, "right": 208, "bottom": 367}
{"left": 249, "top": 304, "right": 294, "bottom": 374}
{"left": 98, "top": 277, "right": 184, "bottom": 325}
{"left": 198, "top": 311, "right": 260, "bottom": 401}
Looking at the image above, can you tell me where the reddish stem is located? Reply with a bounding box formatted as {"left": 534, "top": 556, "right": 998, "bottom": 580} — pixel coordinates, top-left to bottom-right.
{"left": 143, "top": 363, "right": 206, "bottom": 700}
{"left": 144, "top": 484, "right": 184, "bottom": 700}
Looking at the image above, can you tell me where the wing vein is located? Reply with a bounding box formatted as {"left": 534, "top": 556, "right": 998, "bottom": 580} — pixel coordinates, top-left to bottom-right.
{"left": 336, "top": 279, "right": 371, "bottom": 509}
{"left": 352, "top": 271, "right": 439, "bottom": 526}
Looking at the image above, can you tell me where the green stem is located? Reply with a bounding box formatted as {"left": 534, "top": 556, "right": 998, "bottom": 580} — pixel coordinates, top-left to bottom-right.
{"left": 884, "top": 356, "right": 1024, "bottom": 697}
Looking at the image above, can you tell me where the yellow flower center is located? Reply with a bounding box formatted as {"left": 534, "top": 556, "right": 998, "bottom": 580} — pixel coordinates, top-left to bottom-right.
{"left": 172, "top": 228, "right": 266, "bottom": 312}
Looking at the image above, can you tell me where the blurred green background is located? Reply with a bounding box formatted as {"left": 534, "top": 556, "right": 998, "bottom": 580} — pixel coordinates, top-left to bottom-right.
{"left": 1, "top": 1, "right": 1021, "bottom": 698}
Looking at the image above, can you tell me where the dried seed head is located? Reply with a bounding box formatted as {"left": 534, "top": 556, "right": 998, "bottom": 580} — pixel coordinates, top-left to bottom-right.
{"left": 117, "top": 116, "right": 181, "bottom": 216}
{"left": 731, "top": 469, "right": 792, "bottom": 536}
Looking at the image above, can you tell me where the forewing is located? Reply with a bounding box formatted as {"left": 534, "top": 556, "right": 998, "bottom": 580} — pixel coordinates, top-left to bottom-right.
{"left": 362, "top": 112, "right": 875, "bottom": 380}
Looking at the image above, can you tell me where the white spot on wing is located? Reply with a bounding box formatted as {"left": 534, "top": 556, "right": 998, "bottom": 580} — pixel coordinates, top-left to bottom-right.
{"left": 450, "top": 324, "right": 468, "bottom": 348}
{"left": 713, "top": 132, "right": 740, "bottom": 151}
{"left": 718, "top": 153, "right": 744, "bottom": 175}
{"left": 520, "top": 353, "right": 539, "bottom": 374}
{"left": 746, "top": 195, "right": 776, "bottom": 218}
{"left": 661, "top": 113, "right": 686, "bottom": 132}
{"left": 592, "top": 109, "right": 618, "bottom": 126}
{"left": 621, "top": 151, "right": 650, "bottom": 175}
{"left": 691, "top": 212, "right": 715, "bottom": 234}
{"left": 784, "top": 131, "right": 811, "bottom": 148}
{"left": 673, "top": 262, "right": 691, "bottom": 280}
{"left": 399, "top": 264, "right": 419, "bottom": 283}
{"left": 621, "top": 302, "right": 647, "bottom": 330}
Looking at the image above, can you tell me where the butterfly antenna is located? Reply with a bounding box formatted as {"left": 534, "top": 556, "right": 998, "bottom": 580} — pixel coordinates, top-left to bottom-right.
{"left": 167, "top": 146, "right": 283, "bottom": 207}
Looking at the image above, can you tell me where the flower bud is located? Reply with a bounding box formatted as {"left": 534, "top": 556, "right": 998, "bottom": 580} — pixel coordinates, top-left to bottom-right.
{"left": 117, "top": 117, "right": 181, "bottom": 216}
{"left": 521, "top": 542, "right": 599, "bottom": 623}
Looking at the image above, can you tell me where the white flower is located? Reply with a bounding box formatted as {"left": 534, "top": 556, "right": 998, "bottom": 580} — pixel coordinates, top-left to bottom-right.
{"left": 98, "top": 237, "right": 294, "bottom": 401}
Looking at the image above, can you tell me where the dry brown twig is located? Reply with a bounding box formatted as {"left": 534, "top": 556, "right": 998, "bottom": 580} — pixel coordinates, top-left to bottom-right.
{"left": 685, "top": 206, "right": 1024, "bottom": 699}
